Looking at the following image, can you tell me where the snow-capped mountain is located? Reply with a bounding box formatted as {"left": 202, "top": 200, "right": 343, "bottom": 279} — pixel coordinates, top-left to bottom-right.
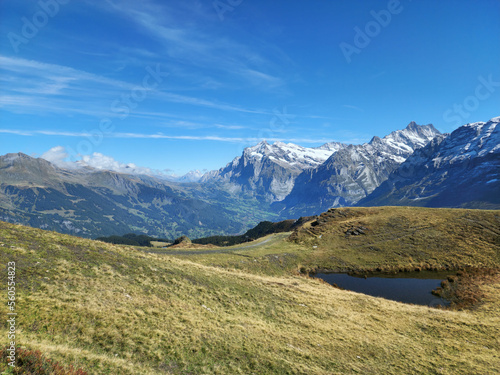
{"left": 161, "top": 170, "right": 205, "bottom": 183}
{"left": 358, "top": 117, "right": 500, "bottom": 208}
{"left": 201, "top": 140, "right": 347, "bottom": 201}
{"left": 177, "top": 170, "right": 204, "bottom": 183}
{"left": 274, "top": 122, "right": 441, "bottom": 217}
{"left": 1, "top": 117, "right": 497, "bottom": 240}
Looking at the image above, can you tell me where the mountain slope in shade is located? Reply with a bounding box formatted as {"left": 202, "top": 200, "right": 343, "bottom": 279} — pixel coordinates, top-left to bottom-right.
{"left": 358, "top": 116, "right": 500, "bottom": 209}
{"left": 0, "top": 153, "right": 252, "bottom": 238}
{"left": 274, "top": 122, "right": 441, "bottom": 218}
{"left": 201, "top": 140, "right": 346, "bottom": 202}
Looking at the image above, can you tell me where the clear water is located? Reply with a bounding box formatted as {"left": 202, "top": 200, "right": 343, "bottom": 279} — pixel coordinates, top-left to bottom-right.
{"left": 314, "top": 271, "right": 451, "bottom": 307}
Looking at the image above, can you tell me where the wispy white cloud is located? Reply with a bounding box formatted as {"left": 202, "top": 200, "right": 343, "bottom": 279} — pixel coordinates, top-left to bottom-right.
{"left": 156, "top": 91, "right": 269, "bottom": 115}
{"left": 0, "top": 55, "right": 136, "bottom": 116}
{"left": 0, "top": 56, "right": 131, "bottom": 89}
{"left": 40, "top": 146, "right": 155, "bottom": 175}
{"left": 0, "top": 129, "right": 91, "bottom": 137}
{"left": 40, "top": 146, "right": 75, "bottom": 169}
{"left": 99, "top": 0, "right": 287, "bottom": 91}
{"left": 342, "top": 104, "right": 364, "bottom": 112}
{"left": 0, "top": 55, "right": 271, "bottom": 117}
{"left": 79, "top": 152, "right": 154, "bottom": 175}
{"left": 2, "top": 128, "right": 334, "bottom": 144}
{"left": 0, "top": 129, "right": 34, "bottom": 136}
{"left": 239, "top": 68, "right": 284, "bottom": 88}
{"left": 214, "top": 124, "right": 246, "bottom": 130}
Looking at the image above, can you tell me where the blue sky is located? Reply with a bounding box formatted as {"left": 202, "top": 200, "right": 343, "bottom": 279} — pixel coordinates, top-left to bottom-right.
{"left": 1, "top": 0, "right": 499, "bottom": 175}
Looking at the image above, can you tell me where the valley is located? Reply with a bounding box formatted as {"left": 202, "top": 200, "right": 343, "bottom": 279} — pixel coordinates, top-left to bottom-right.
{"left": 1, "top": 117, "right": 498, "bottom": 242}
{"left": 2, "top": 2, "right": 499, "bottom": 374}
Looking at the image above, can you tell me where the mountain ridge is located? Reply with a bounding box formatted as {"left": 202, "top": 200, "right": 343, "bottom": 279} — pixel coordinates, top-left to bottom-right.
{"left": 358, "top": 117, "right": 500, "bottom": 209}
{"left": 201, "top": 121, "right": 439, "bottom": 206}
{"left": 274, "top": 122, "right": 441, "bottom": 218}
{"left": 1, "top": 117, "right": 498, "bottom": 239}
{"left": 0, "top": 153, "right": 256, "bottom": 238}
{"left": 201, "top": 139, "right": 347, "bottom": 202}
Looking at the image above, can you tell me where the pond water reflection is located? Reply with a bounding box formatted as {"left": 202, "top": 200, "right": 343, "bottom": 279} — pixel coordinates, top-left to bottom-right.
{"left": 314, "top": 271, "right": 451, "bottom": 307}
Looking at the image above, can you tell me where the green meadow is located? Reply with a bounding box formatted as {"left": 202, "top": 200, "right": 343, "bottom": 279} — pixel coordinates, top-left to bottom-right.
{"left": 1, "top": 207, "right": 499, "bottom": 374}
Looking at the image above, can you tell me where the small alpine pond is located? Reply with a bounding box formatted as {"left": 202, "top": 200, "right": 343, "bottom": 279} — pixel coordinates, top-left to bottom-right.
{"left": 314, "top": 271, "right": 451, "bottom": 306}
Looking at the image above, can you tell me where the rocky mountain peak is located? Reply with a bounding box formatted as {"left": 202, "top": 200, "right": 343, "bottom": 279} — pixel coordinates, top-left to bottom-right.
{"left": 316, "top": 141, "right": 347, "bottom": 152}
{"left": 378, "top": 123, "right": 441, "bottom": 156}
{"left": 0, "top": 152, "right": 58, "bottom": 172}
{"left": 359, "top": 116, "right": 500, "bottom": 208}
{"left": 1, "top": 152, "right": 34, "bottom": 164}
{"left": 432, "top": 116, "right": 500, "bottom": 166}
{"left": 369, "top": 135, "right": 382, "bottom": 145}
{"left": 248, "top": 140, "right": 270, "bottom": 152}
{"left": 277, "top": 121, "right": 443, "bottom": 217}
{"left": 202, "top": 139, "right": 348, "bottom": 202}
{"left": 405, "top": 121, "right": 418, "bottom": 130}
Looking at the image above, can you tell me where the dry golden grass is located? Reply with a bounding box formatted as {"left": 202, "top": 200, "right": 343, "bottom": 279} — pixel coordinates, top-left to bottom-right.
{"left": 290, "top": 206, "right": 500, "bottom": 273}
{"left": 0, "top": 207, "right": 499, "bottom": 374}
{"left": 164, "top": 207, "right": 499, "bottom": 279}
{"left": 150, "top": 241, "right": 170, "bottom": 248}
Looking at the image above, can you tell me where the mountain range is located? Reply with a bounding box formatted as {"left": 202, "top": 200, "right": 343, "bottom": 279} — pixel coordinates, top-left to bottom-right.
{"left": 0, "top": 153, "right": 269, "bottom": 239}
{"left": 272, "top": 122, "right": 441, "bottom": 217}
{"left": 201, "top": 140, "right": 346, "bottom": 201}
{"left": 359, "top": 116, "right": 500, "bottom": 208}
{"left": 0, "top": 116, "right": 498, "bottom": 238}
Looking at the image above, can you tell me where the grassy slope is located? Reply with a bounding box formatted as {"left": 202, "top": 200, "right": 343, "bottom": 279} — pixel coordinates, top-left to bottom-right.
{"left": 291, "top": 206, "right": 500, "bottom": 273}
{"left": 0, "top": 207, "right": 499, "bottom": 374}
{"left": 167, "top": 207, "right": 500, "bottom": 277}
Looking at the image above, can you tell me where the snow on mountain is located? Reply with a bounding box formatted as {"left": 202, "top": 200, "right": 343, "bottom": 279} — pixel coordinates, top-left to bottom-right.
{"left": 169, "top": 170, "right": 204, "bottom": 183}
{"left": 381, "top": 121, "right": 441, "bottom": 154}
{"left": 359, "top": 116, "right": 500, "bottom": 208}
{"left": 202, "top": 122, "right": 442, "bottom": 209}
{"left": 430, "top": 118, "right": 500, "bottom": 166}
{"left": 40, "top": 146, "right": 160, "bottom": 177}
{"left": 201, "top": 140, "right": 347, "bottom": 201}
{"left": 239, "top": 140, "right": 346, "bottom": 171}
{"left": 275, "top": 122, "right": 441, "bottom": 217}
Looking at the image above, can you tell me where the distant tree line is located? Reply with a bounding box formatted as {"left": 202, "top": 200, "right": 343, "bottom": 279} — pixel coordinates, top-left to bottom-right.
{"left": 96, "top": 233, "right": 170, "bottom": 247}
{"left": 192, "top": 217, "right": 314, "bottom": 247}
{"left": 95, "top": 216, "right": 315, "bottom": 248}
